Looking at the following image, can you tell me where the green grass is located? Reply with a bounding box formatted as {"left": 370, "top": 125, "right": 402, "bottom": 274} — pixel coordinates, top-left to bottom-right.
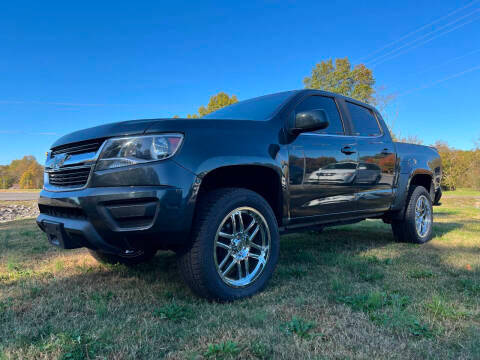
{"left": 1, "top": 195, "right": 479, "bottom": 359}
{"left": 443, "top": 188, "right": 480, "bottom": 197}
{"left": 280, "top": 317, "right": 318, "bottom": 339}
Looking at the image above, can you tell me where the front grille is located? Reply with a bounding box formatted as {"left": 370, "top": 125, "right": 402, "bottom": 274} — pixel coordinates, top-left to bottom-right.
{"left": 51, "top": 139, "right": 104, "bottom": 156}
{"left": 39, "top": 204, "right": 87, "bottom": 219}
{"left": 47, "top": 139, "right": 105, "bottom": 189}
{"left": 48, "top": 166, "right": 92, "bottom": 187}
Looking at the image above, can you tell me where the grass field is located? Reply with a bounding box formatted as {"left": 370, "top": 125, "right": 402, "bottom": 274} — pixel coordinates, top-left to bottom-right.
{"left": 1, "top": 191, "right": 479, "bottom": 359}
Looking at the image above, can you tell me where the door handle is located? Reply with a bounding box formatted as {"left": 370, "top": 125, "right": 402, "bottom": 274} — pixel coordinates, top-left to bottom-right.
{"left": 341, "top": 145, "right": 356, "bottom": 155}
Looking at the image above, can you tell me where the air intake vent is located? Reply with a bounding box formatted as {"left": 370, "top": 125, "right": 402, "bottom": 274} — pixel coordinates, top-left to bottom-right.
{"left": 51, "top": 139, "right": 104, "bottom": 156}
{"left": 39, "top": 204, "right": 87, "bottom": 219}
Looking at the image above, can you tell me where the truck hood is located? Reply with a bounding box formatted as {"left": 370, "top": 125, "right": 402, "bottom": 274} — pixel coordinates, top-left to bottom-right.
{"left": 51, "top": 118, "right": 271, "bottom": 149}
{"left": 51, "top": 119, "right": 155, "bottom": 148}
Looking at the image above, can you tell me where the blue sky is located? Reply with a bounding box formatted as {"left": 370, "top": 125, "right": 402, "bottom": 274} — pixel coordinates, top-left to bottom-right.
{"left": 1, "top": 0, "right": 479, "bottom": 165}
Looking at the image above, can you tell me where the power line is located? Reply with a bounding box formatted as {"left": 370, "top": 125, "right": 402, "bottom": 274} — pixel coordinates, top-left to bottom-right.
{"left": 357, "top": 0, "right": 480, "bottom": 62}
{"left": 413, "top": 47, "right": 480, "bottom": 75}
{"left": 368, "top": 8, "right": 480, "bottom": 66}
{"left": 398, "top": 64, "right": 480, "bottom": 96}
{"left": 371, "top": 15, "right": 480, "bottom": 68}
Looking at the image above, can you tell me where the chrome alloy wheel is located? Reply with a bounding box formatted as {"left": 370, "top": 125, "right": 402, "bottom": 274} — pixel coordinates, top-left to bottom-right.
{"left": 214, "top": 207, "right": 271, "bottom": 288}
{"left": 415, "top": 195, "right": 432, "bottom": 238}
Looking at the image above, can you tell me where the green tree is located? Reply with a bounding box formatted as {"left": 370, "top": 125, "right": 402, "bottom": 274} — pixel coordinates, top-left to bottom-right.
{"left": 27, "top": 162, "right": 44, "bottom": 188}
{"left": 19, "top": 170, "right": 34, "bottom": 189}
{"left": 188, "top": 92, "right": 238, "bottom": 118}
{"left": 8, "top": 156, "right": 38, "bottom": 183}
{"left": 433, "top": 141, "right": 478, "bottom": 191}
{"left": 0, "top": 165, "right": 14, "bottom": 189}
{"left": 2, "top": 156, "right": 44, "bottom": 189}
{"left": 304, "top": 57, "right": 375, "bottom": 103}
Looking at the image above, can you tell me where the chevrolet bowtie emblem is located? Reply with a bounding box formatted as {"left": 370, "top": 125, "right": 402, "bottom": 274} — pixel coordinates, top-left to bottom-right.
{"left": 52, "top": 153, "right": 70, "bottom": 170}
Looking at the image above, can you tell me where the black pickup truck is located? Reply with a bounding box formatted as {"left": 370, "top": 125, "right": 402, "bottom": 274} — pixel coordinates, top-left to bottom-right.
{"left": 37, "top": 90, "right": 442, "bottom": 301}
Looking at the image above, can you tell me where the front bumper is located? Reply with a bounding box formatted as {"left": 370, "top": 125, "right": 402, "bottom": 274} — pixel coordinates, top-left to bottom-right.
{"left": 37, "top": 162, "right": 198, "bottom": 254}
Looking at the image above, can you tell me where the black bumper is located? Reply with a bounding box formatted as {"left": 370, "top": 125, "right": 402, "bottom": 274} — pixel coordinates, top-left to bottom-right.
{"left": 37, "top": 164, "right": 198, "bottom": 254}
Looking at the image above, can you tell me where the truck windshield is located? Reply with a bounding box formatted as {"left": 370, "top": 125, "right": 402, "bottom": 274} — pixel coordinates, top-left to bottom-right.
{"left": 202, "top": 91, "right": 296, "bottom": 120}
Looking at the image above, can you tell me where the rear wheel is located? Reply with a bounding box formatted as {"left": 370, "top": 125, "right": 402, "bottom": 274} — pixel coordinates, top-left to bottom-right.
{"left": 177, "top": 188, "right": 279, "bottom": 301}
{"left": 391, "top": 185, "right": 433, "bottom": 244}
{"left": 88, "top": 248, "right": 157, "bottom": 266}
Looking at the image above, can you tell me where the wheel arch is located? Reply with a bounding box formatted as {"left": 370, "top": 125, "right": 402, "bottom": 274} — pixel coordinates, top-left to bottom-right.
{"left": 196, "top": 165, "right": 284, "bottom": 225}
{"left": 409, "top": 171, "right": 434, "bottom": 194}
{"left": 390, "top": 169, "right": 433, "bottom": 219}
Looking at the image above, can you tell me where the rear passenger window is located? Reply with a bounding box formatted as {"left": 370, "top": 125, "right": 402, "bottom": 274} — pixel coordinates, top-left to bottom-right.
{"left": 346, "top": 102, "right": 382, "bottom": 137}
{"left": 295, "top": 96, "right": 344, "bottom": 135}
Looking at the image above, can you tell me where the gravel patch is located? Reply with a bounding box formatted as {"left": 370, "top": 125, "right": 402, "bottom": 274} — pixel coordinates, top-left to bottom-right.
{"left": 0, "top": 202, "right": 39, "bottom": 222}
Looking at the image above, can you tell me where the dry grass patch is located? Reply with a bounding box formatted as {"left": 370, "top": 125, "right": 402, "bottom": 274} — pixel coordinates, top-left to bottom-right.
{"left": 1, "top": 192, "right": 479, "bottom": 359}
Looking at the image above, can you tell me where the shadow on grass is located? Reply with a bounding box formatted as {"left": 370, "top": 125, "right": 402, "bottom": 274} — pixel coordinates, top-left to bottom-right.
{"left": 434, "top": 210, "right": 460, "bottom": 217}
{"left": 432, "top": 222, "right": 464, "bottom": 236}
{"left": 1, "top": 217, "right": 467, "bottom": 292}
{"left": 3, "top": 216, "right": 480, "bottom": 359}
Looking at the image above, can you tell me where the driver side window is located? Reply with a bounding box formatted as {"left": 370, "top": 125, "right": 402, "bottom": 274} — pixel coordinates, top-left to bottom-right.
{"left": 295, "top": 96, "right": 344, "bottom": 135}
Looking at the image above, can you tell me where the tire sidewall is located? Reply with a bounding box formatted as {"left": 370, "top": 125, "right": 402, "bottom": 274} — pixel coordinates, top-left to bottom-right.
{"left": 405, "top": 186, "right": 434, "bottom": 244}
{"left": 198, "top": 190, "right": 279, "bottom": 301}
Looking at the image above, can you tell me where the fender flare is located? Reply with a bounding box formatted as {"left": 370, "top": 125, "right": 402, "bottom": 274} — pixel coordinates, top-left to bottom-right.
{"left": 390, "top": 168, "right": 433, "bottom": 219}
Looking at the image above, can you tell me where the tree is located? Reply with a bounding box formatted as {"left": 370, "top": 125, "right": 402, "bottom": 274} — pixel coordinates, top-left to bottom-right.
{"left": 27, "top": 162, "right": 44, "bottom": 188}
{"left": 19, "top": 170, "right": 34, "bottom": 189}
{"left": 0, "top": 165, "right": 14, "bottom": 189}
{"left": 8, "top": 156, "right": 38, "bottom": 184}
{"left": 1, "top": 156, "right": 44, "bottom": 189}
{"left": 303, "top": 57, "right": 409, "bottom": 140}
{"left": 304, "top": 57, "right": 375, "bottom": 103}
{"left": 188, "top": 92, "right": 238, "bottom": 118}
{"left": 433, "top": 141, "right": 478, "bottom": 191}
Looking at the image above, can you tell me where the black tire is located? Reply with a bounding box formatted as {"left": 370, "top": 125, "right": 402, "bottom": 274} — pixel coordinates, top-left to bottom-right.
{"left": 433, "top": 187, "right": 442, "bottom": 206}
{"left": 177, "top": 188, "right": 280, "bottom": 301}
{"left": 88, "top": 248, "right": 157, "bottom": 266}
{"left": 391, "top": 185, "right": 433, "bottom": 244}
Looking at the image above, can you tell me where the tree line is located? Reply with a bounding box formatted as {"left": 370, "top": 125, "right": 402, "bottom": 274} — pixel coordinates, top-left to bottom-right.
{"left": 0, "top": 156, "right": 44, "bottom": 189}
{"left": 434, "top": 141, "right": 480, "bottom": 190}
{"left": 3, "top": 58, "right": 478, "bottom": 191}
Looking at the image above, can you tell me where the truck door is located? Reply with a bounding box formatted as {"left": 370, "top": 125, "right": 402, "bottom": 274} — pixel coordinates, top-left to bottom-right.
{"left": 288, "top": 95, "right": 359, "bottom": 220}
{"left": 345, "top": 101, "right": 395, "bottom": 212}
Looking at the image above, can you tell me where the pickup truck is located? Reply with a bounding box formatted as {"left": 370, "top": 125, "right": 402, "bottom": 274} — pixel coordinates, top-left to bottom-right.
{"left": 37, "top": 90, "right": 442, "bottom": 301}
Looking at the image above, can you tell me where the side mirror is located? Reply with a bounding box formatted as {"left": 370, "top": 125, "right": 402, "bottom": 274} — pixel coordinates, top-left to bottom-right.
{"left": 291, "top": 109, "right": 329, "bottom": 134}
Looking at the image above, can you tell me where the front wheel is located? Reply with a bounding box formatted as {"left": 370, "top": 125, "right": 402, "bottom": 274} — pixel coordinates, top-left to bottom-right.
{"left": 391, "top": 185, "right": 433, "bottom": 244}
{"left": 177, "top": 188, "right": 279, "bottom": 301}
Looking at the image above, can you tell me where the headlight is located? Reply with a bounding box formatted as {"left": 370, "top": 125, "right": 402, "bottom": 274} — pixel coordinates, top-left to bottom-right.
{"left": 96, "top": 134, "right": 183, "bottom": 171}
